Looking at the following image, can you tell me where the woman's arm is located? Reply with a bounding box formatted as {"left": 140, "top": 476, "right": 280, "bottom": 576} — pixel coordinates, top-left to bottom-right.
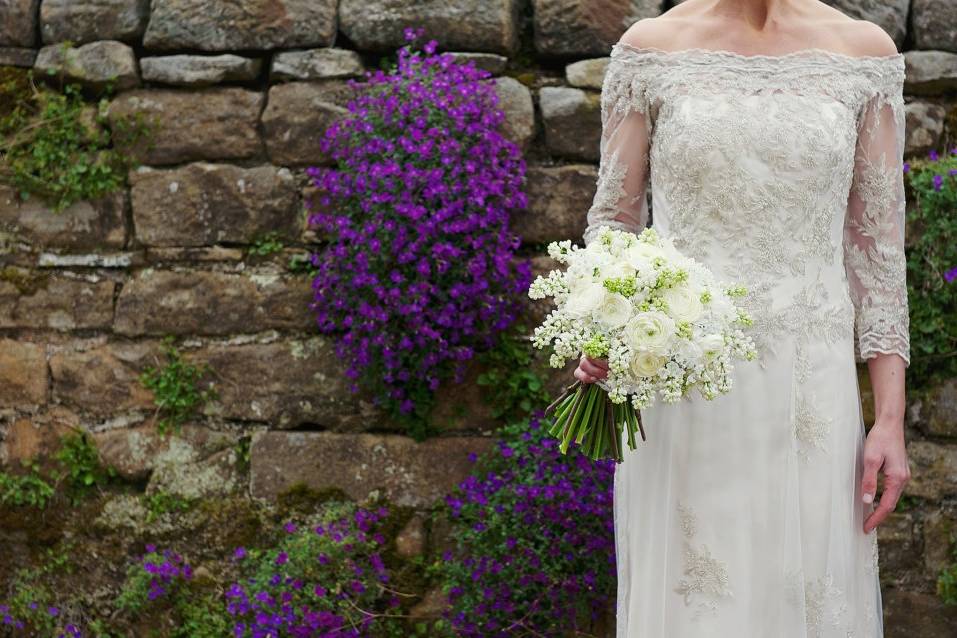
{"left": 861, "top": 354, "right": 909, "bottom": 533}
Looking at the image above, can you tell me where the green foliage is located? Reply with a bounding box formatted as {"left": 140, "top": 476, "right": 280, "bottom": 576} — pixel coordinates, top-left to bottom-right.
{"left": 139, "top": 336, "right": 218, "bottom": 436}
{"left": 476, "top": 323, "right": 549, "bottom": 421}
{"left": 144, "top": 491, "right": 194, "bottom": 523}
{"left": 54, "top": 430, "right": 116, "bottom": 502}
{"left": 116, "top": 549, "right": 231, "bottom": 638}
{"left": 287, "top": 251, "right": 319, "bottom": 276}
{"left": 938, "top": 532, "right": 957, "bottom": 606}
{"left": 0, "top": 462, "right": 55, "bottom": 508}
{"left": 0, "top": 69, "right": 153, "bottom": 212}
{"left": 904, "top": 152, "right": 957, "bottom": 385}
{"left": 247, "top": 230, "right": 284, "bottom": 257}
{"left": 2, "top": 545, "right": 75, "bottom": 634}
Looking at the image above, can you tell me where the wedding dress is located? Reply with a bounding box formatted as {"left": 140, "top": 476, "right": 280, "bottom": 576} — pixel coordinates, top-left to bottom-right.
{"left": 583, "top": 42, "right": 910, "bottom": 637}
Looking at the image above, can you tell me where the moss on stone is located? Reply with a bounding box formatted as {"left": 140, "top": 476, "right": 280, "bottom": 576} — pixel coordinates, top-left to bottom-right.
{"left": 0, "top": 265, "right": 51, "bottom": 295}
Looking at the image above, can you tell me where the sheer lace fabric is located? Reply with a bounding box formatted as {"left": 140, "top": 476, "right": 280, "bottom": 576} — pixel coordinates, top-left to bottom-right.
{"left": 586, "top": 43, "right": 910, "bottom": 638}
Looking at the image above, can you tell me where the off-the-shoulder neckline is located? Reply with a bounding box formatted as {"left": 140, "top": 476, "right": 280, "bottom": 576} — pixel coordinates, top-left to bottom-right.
{"left": 612, "top": 42, "right": 904, "bottom": 64}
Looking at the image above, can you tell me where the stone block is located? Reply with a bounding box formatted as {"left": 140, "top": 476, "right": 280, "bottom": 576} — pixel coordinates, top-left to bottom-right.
{"left": 0, "top": 0, "right": 39, "bottom": 48}
{"left": 493, "top": 76, "right": 535, "bottom": 151}
{"left": 882, "top": 590, "right": 957, "bottom": 637}
{"left": 904, "top": 51, "right": 957, "bottom": 95}
{"left": 34, "top": 40, "right": 140, "bottom": 92}
{"left": 0, "top": 268, "right": 114, "bottom": 330}
{"left": 925, "top": 378, "right": 957, "bottom": 437}
{"left": 0, "top": 47, "right": 36, "bottom": 67}
{"left": 339, "top": 0, "right": 521, "bottom": 55}
{"left": 113, "top": 268, "right": 313, "bottom": 335}
{"left": 249, "top": 430, "right": 495, "bottom": 506}
{"left": 566, "top": 57, "right": 610, "bottom": 89}
{"left": 144, "top": 0, "right": 337, "bottom": 52}
{"left": 130, "top": 163, "right": 299, "bottom": 247}
{"left": 539, "top": 86, "right": 601, "bottom": 161}
{"left": 532, "top": 0, "right": 661, "bottom": 58}
{"left": 905, "top": 440, "right": 957, "bottom": 500}
{"left": 0, "top": 186, "right": 126, "bottom": 250}
{"left": 140, "top": 54, "right": 261, "bottom": 87}
{"left": 262, "top": 81, "right": 352, "bottom": 167}
{"left": 270, "top": 48, "right": 364, "bottom": 82}
{"left": 0, "top": 339, "right": 47, "bottom": 407}
{"left": 514, "top": 164, "right": 596, "bottom": 244}
{"left": 50, "top": 341, "right": 155, "bottom": 416}
{"left": 40, "top": 0, "right": 149, "bottom": 45}
{"left": 108, "top": 88, "right": 264, "bottom": 165}
{"left": 904, "top": 101, "right": 947, "bottom": 157}
{"left": 912, "top": 0, "right": 957, "bottom": 53}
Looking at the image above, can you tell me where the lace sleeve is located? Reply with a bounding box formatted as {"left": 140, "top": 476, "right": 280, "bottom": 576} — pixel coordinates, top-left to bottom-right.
{"left": 843, "top": 64, "right": 910, "bottom": 367}
{"left": 582, "top": 47, "right": 653, "bottom": 246}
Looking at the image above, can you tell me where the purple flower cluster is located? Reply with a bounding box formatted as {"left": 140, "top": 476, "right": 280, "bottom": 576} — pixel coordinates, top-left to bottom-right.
{"left": 225, "top": 506, "right": 399, "bottom": 637}
{"left": 439, "top": 412, "right": 616, "bottom": 636}
{"left": 0, "top": 604, "right": 80, "bottom": 637}
{"left": 140, "top": 544, "right": 193, "bottom": 601}
{"left": 305, "top": 26, "right": 532, "bottom": 423}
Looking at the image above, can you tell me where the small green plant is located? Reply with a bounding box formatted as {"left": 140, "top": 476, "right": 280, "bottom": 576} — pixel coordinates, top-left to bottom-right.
{"left": 0, "top": 462, "right": 55, "bottom": 508}
{"left": 0, "top": 544, "right": 76, "bottom": 633}
{"left": 54, "top": 429, "right": 115, "bottom": 502}
{"left": 476, "top": 323, "right": 549, "bottom": 421}
{"left": 287, "top": 251, "right": 319, "bottom": 276}
{"left": 903, "top": 150, "right": 957, "bottom": 386}
{"left": 248, "top": 230, "right": 284, "bottom": 257}
{"left": 139, "top": 336, "right": 218, "bottom": 436}
{"left": 0, "top": 68, "right": 153, "bottom": 212}
{"left": 144, "top": 490, "right": 193, "bottom": 523}
{"left": 938, "top": 532, "right": 957, "bottom": 606}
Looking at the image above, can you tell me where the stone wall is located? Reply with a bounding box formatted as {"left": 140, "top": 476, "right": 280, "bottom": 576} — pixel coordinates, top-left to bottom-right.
{"left": 0, "top": 1, "right": 956, "bottom": 635}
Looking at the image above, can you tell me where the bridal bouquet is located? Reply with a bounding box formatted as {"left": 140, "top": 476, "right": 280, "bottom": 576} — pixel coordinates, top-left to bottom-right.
{"left": 528, "top": 226, "right": 758, "bottom": 462}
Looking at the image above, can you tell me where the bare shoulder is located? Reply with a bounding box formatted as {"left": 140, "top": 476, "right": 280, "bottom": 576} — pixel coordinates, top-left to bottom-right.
{"left": 618, "top": 2, "right": 698, "bottom": 50}
{"left": 811, "top": 2, "right": 900, "bottom": 57}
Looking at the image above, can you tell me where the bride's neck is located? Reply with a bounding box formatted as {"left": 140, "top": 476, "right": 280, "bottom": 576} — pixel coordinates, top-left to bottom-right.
{"left": 711, "top": 0, "right": 804, "bottom": 30}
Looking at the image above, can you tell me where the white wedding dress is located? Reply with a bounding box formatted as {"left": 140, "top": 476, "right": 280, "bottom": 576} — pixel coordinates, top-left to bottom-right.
{"left": 583, "top": 42, "right": 911, "bottom": 637}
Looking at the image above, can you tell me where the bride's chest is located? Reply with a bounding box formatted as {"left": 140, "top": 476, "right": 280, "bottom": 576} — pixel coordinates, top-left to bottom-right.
{"left": 650, "top": 92, "right": 859, "bottom": 179}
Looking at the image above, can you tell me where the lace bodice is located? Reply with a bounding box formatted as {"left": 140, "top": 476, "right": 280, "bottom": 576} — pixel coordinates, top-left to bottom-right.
{"left": 583, "top": 43, "right": 910, "bottom": 366}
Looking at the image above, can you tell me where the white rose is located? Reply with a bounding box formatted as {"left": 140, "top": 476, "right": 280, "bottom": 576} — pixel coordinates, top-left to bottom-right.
{"left": 565, "top": 283, "right": 605, "bottom": 318}
{"left": 600, "top": 260, "right": 636, "bottom": 281}
{"left": 676, "top": 338, "right": 704, "bottom": 364}
{"left": 661, "top": 284, "right": 704, "bottom": 322}
{"left": 624, "top": 242, "right": 664, "bottom": 270}
{"left": 630, "top": 350, "right": 667, "bottom": 377}
{"left": 623, "top": 310, "right": 676, "bottom": 354}
{"left": 699, "top": 333, "right": 726, "bottom": 359}
{"left": 592, "top": 291, "right": 633, "bottom": 329}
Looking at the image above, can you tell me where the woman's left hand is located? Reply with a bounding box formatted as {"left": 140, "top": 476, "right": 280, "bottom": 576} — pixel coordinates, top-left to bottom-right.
{"left": 860, "top": 419, "right": 910, "bottom": 534}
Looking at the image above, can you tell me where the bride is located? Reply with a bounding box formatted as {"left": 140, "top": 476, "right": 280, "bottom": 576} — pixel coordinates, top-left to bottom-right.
{"left": 574, "top": 0, "right": 910, "bottom": 635}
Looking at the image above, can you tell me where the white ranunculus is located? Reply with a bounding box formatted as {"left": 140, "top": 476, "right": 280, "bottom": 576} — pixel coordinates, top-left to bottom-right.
{"left": 661, "top": 283, "right": 704, "bottom": 322}
{"left": 593, "top": 291, "right": 633, "bottom": 329}
{"left": 601, "top": 260, "right": 636, "bottom": 281}
{"left": 624, "top": 241, "right": 664, "bottom": 270}
{"left": 565, "top": 283, "right": 605, "bottom": 318}
{"left": 622, "top": 310, "right": 676, "bottom": 354}
{"left": 699, "top": 333, "right": 726, "bottom": 359}
{"left": 676, "top": 338, "right": 704, "bottom": 364}
{"left": 630, "top": 349, "right": 667, "bottom": 377}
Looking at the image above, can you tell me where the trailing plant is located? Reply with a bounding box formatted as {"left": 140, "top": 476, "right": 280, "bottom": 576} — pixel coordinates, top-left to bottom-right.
{"left": 305, "top": 26, "right": 531, "bottom": 439}
{"left": 139, "top": 336, "right": 218, "bottom": 436}
{"left": 0, "top": 68, "right": 152, "bottom": 212}
{"left": 0, "top": 462, "right": 55, "bottom": 509}
{"left": 0, "top": 545, "right": 79, "bottom": 636}
{"left": 144, "top": 491, "right": 194, "bottom": 523}
{"left": 247, "top": 230, "right": 284, "bottom": 257}
{"left": 476, "top": 323, "right": 549, "bottom": 422}
{"left": 938, "top": 532, "right": 957, "bottom": 606}
{"left": 433, "top": 411, "right": 615, "bottom": 637}
{"left": 225, "top": 502, "right": 406, "bottom": 637}
{"left": 54, "top": 430, "right": 115, "bottom": 502}
{"left": 903, "top": 148, "right": 957, "bottom": 385}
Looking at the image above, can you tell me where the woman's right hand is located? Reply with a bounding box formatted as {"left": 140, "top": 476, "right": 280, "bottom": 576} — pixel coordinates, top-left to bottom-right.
{"left": 574, "top": 353, "right": 609, "bottom": 384}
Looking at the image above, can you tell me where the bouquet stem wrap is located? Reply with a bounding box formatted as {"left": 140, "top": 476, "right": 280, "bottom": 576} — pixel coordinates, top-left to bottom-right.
{"left": 544, "top": 380, "right": 645, "bottom": 463}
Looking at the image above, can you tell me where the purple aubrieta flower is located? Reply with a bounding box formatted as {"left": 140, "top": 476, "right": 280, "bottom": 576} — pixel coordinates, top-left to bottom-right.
{"left": 929, "top": 149, "right": 939, "bottom": 161}
{"left": 933, "top": 174, "right": 944, "bottom": 191}
{"left": 305, "top": 24, "right": 531, "bottom": 420}
{"left": 945, "top": 267, "right": 957, "bottom": 284}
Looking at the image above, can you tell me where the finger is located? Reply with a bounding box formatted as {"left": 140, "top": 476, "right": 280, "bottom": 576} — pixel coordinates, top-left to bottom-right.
{"left": 580, "top": 359, "right": 608, "bottom": 379}
{"left": 586, "top": 356, "right": 609, "bottom": 371}
{"left": 573, "top": 367, "right": 597, "bottom": 384}
{"left": 864, "top": 479, "right": 903, "bottom": 534}
{"left": 860, "top": 451, "right": 882, "bottom": 505}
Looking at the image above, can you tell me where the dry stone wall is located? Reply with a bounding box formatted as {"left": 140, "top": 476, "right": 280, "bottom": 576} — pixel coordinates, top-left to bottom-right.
{"left": 0, "top": 1, "right": 956, "bottom": 634}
